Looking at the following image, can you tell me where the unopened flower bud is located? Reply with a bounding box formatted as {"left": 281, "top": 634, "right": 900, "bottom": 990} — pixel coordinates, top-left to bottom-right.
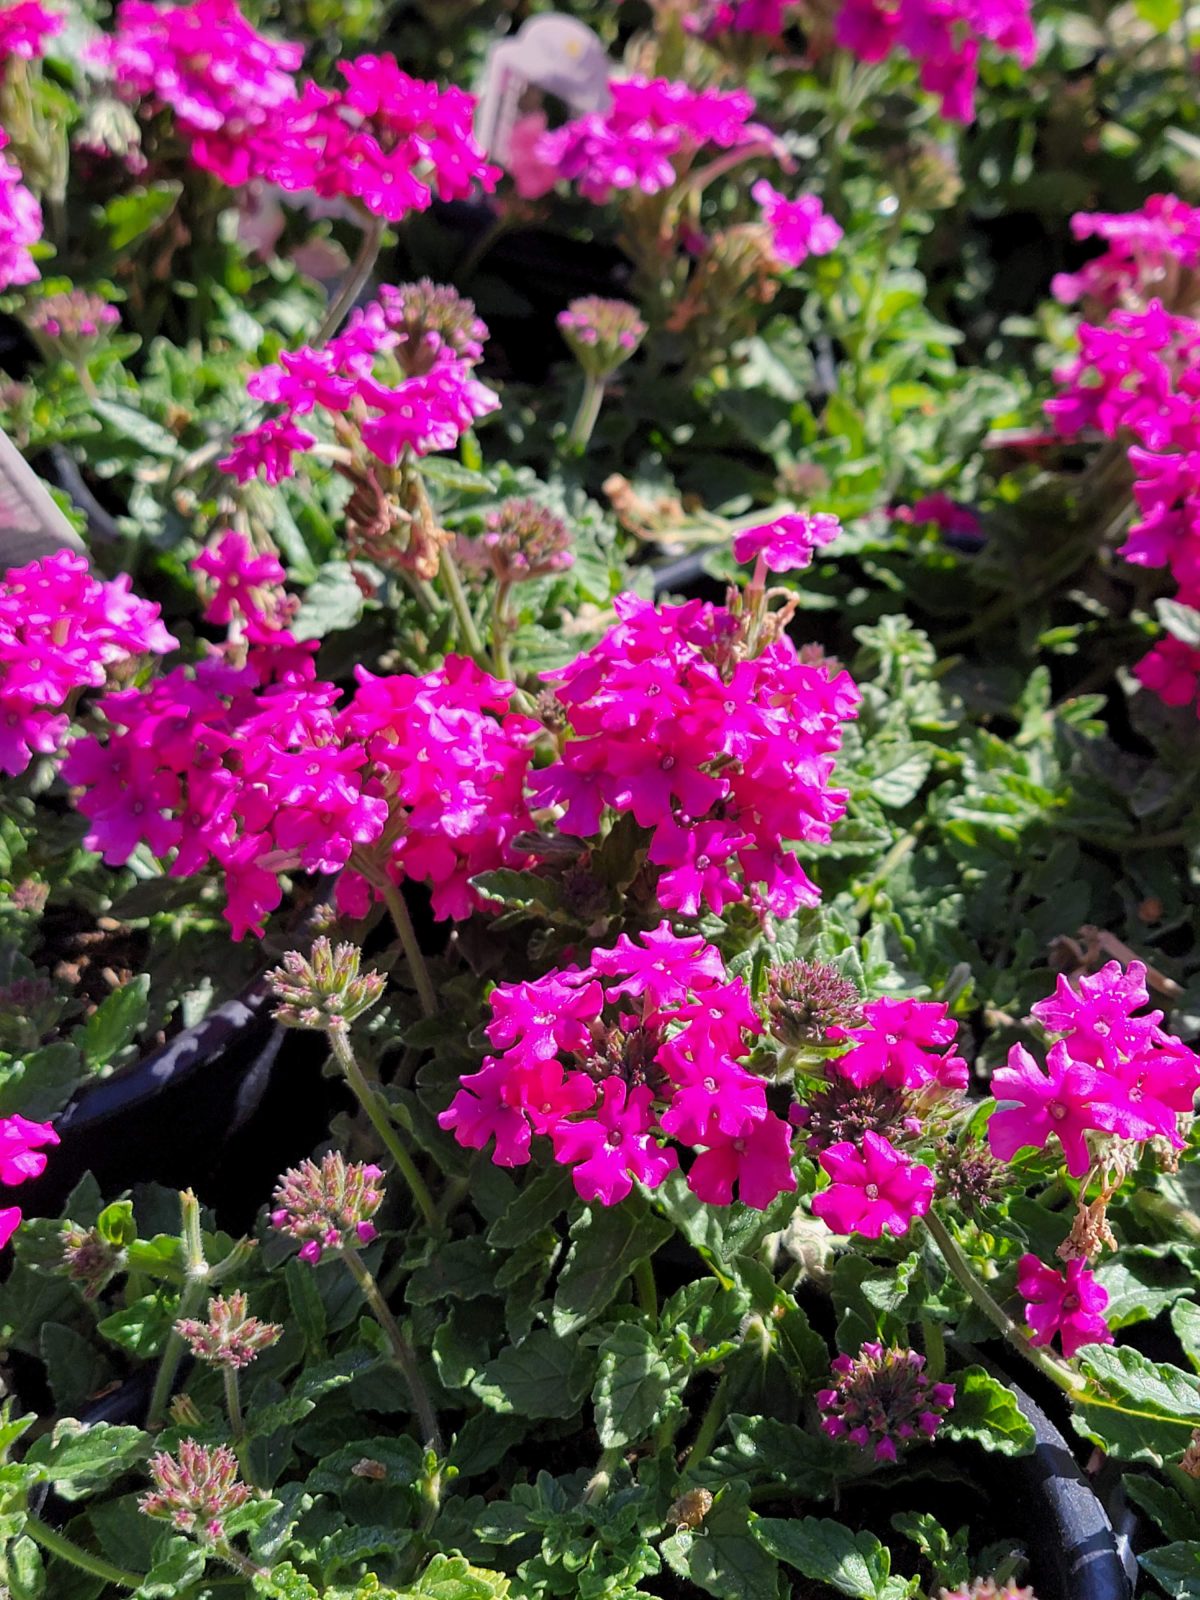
{"left": 557, "top": 297, "right": 647, "bottom": 380}
{"left": 377, "top": 279, "right": 487, "bottom": 376}
{"left": 59, "top": 1221, "right": 124, "bottom": 1300}
{"left": 139, "top": 1440, "right": 249, "bottom": 1543}
{"left": 267, "top": 938, "right": 386, "bottom": 1031}
{"left": 818, "top": 1343, "right": 955, "bottom": 1462}
{"left": 458, "top": 497, "right": 574, "bottom": 585}
{"left": 766, "top": 960, "right": 862, "bottom": 1048}
{"left": 22, "top": 289, "right": 119, "bottom": 361}
{"left": 271, "top": 1152, "right": 385, "bottom": 1265}
{"left": 175, "top": 1291, "right": 283, "bottom": 1369}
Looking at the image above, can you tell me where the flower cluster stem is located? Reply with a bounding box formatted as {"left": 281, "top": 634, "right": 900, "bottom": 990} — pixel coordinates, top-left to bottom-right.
{"left": 440, "top": 546, "right": 487, "bottom": 662}
{"left": 314, "top": 213, "right": 385, "bottom": 348}
{"left": 24, "top": 1514, "right": 143, "bottom": 1589}
{"left": 340, "top": 1243, "right": 443, "bottom": 1454}
{"left": 326, "top": 1023, "right": 439, "bottom": 1231}
{"left": 583, "top": 1445, "right": 625, "bottom": 1506}
{"left": 379, "top": 878, "right": 438, "bottom": 1020}
{"left": 567, "top": 374, "right": 606, "bottom": 454}
{"left": 149, "top": 1190, "right": 209, "bottom": 1427}
{"left": 922, "top": 1210, "right": 1084, "bottom": 1394}
{"left": 634, "top": 1256, "right": 658, "bottom": 1322}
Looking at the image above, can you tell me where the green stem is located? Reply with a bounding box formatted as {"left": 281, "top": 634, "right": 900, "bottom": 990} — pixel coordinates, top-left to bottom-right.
{"left": 491, "top": 581, "right": 513, "bottom": 680}
{"left": 634, "top": 1256, "right": 658, "bottom": 1322}
{"left": 213, "top": 1542, "right": 269, "bottom": 1581}
{"left": 24, "top": 1514, "right": 143, "bottom": 1589}
{"left": 379, "top": 878, "right": 438, "bottom": 1019}
{"left": 922, "top": 1211, "right": 1084, "bottom": 1394}
{"left": 314, "top": 214, "right": 385, "bottom": 347}
{"left": 326, "top": 1023, "right": 439, "bottom": 1232}
{"left": 439, "top": 546, "right": 487, "bottom": 663}
{"left": 686, "top": 1373, "right": 730, "bottom": 1467}
{"left": 149, "top": 1191, "right": 209, "bottom": 1427}
{"left": 853, "top": 822, "right": 925, "bottom": 918}
{"left": 583, "top": 1445, "right": 625, "bottom": 1507}
{"left": 223, "top": 1365, "right": 244, "bottom": 1442}
{"left": 921, "top": 1316, "right": 946, "bottom": 1382}
{"left": 341, "top": 1244, "right": 443, "bottom": 1454}
{"left": 567, "top": 374, "right": 606, "bottom": 454}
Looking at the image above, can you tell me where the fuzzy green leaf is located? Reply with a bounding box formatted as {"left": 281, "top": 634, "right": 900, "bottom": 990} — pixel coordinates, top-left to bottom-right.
{"left": 940, "top": 1367, "right": 1035, "bottom": 1455}
{"left": 1072, "top": 1344, "right": 1200, "bottom": 1464}
{"left": 552, "top": 1200, "right": 673, "bottom": 1336}
{"left": 594, "top": 1323, "right": 674, "bottom": 1448}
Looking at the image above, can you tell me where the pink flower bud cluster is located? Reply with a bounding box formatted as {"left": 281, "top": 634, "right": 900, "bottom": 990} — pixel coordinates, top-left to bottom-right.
{"left": 63, "top": 596, "right": 538, "bottom": 938}
{"left": 91, "top": 0, "right": 497, "bottom": 211}
{"left": 531, "top": 594, "right": 860, "bottom": 920}
{"left": 140, "top": 1440, "right": 249, "bottom": 1543}
{"left": 751, "top": 180, "right": 843, "bottom": 270}
{"left": 516, "top": 76, "right": 777, "bottom": 204}
{"left": 0, "top": 549, "right": 177, "bottom": 777}
{"left": 835, "top": 0, "right": 1035, "bottom": 122}
{"left": 1052, "top": 195, "right": 1200, "bottom": 312}
{"left": 0, "top": 129, "right": 41, "bottom": 292}
{"left": 0, "top": 1113, "right": 59, "bottom": 1249}
{"left": 439, "top": 922, "right": 797, "bottom": 1209}
{"left": 0, "top": 0, "right": 62, "bottom": 64}
{"left": 987, "top": 959, "right": 1200, "bottom": 1175}
{"left": 271, "top": 1151, "right": 384, "bottom": 1264}
{"left": 804, "top": 997, "right": 966, "bottom": 1238}
{"left": 220, "top": 284, "right": 498, "bottom": 483}
{"left": 817, "top": 1342, "right": 956, "bottom": 1461}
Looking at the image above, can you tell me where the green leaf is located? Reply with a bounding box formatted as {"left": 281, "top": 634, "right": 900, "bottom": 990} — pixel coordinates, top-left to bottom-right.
{"left": 753, "top": 1515, "right": 914, "bottom": 1600}
{"left": 662, "top": 1486, "right": 780, "bottom": 1600}
{"left": 1140, "top": 1541, "right": 1200, "bottom": 1599}
{"left": 470, "top": 869, "right": 564, "bottom": 915}
{"left": 1124, "top": 1476, "right": 1195, "bottom": 1543}
{"left": 552, "top": 1199, "right": 673, "bottom": 1336}
{"left": 97, "top": 1200, "right": 137, "bottom": 1249}
{"left": 1173, "top": 1301, "right": 1200, "bottom": 1372}
{"left": 134, "top": 1533, "right": 206, "bottom": 1598}
{"left": 406, "top": 1554, "right": 513, "bottom": 1600}
{"left": 40, "top": 1323, "right": 115, "bottom": 1415}
{"left": 1073, "top": 1344, "right": 1200, "bottom": 1464}
{"left": 252, "top": 1563, "right": 323, "bottom": 1600}
{"left": 486, "top": 1166, "right": 574, "bottom": 1249}
{"left": 710, "top": 1415, "right": 842, "bottom": 1493}
{"left": 92, "top": 400, "right": 178, "bottom": 457}
{"left": 940, "top": 1366, "right": 1035, "bottom": 1455}
{"left": 4, "top": 1533, "right": 43, "bottom": 1600}
{"left": 25, "top": 1420, "right": 150, "bottom": 1498}
{"left": 593, "top": 1323, "right": 674, "bottom": 1448}
{"left": 97, "top": 183, "right": 181, "bottom": 250}
{"left": 472, "top": 1328, "right": 592, "bottom": 1419}
{"left": 292, "top": 561, "right": 366, "bottom": 640}
{"left": 78, "top": 976, "right": 150, "bottom": 1070}
{"left": 97, "top": 1293, "right": 176, "bottom": 1358}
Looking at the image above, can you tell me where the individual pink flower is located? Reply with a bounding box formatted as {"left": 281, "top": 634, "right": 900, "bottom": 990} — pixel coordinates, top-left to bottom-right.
{"left": 1029, "top": 960, "right": 1163, "bottom": 1068}
{"left": 551, "top": 1079, "right": 678, "bottom": 1205}
{"left": 1017, "top": 1254, "right": 1112, "bottom": 1359}
{"left": 0, "top": 130, "right": 41, "bottom": 291}
{"left": 0, "top": 0, "right": 63, "bottom": 63}
{"left": 987, "top": 1041, "right": 1106, "bottom": 1177}
{"left": 1134, "top": 635, "right": 1200, "bottom": 711}
{"left": 193, "top": 530, "right": 290, "bottom": 630}
{"left": 891, "top": 493, "right": 983, "bottom": 540}
{"left": 812, "top": 1130, "right": 935, "bottom": 1237}
{"left": 686, "top": 1110, "right": 796, "bottom": 1209}
{"left": 0, "top": 1113, "right": 58, "bottom": 1184}
{"left": 752, "top": 179, "right": 842, "bottom": 268}
{"left": 732, "top": 511, "right": 842, "bottom": 572}
{"left": 827, "top": 995, "right": 966, "bottom": 1092}
{"left": 590, "top": 921, "right": 725, "bottom": 1007}
{"left": 217, "top": 418, "right": 315, "bottom": 485}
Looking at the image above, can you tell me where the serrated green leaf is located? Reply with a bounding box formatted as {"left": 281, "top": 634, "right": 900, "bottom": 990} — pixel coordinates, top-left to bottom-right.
{"left": 92, "top": 400, "right": 178, "bottom": 457}
{"left": 552, "top": 1199, "right": 673, "bottom": 1336}
{"left": 1073, "top": 1344, "right": 1200, "bottom": 1464}
{"left": 754, "top": 1514, "right": 914, "bottom": 1599}
{"left": 134, "top": 1532, "right": 205, "bottom": 1597}
{"left": 471, "top": 1328, "right": 592, "bottom": 1419}
{"left": 1173, "top": 1301, "right": 1200, "bottom": 1372}
{"left": 593, "top": 1323, "right": 674, "bottom": 1448}
{"left": 1141, "top": 1540, "right": 1200, "bottom": 1598}
{"left": 25, "top": 1419, "right": 150, "bottom": 1498}
{"left": 940, "top": 1366, "right": 1035, "bottom": 1455}
{"left": 663, "top": 1486, "right": 780, "bottom": 1600}
{"left": 78, "top": 976, "right": 150, "bottom": 1070}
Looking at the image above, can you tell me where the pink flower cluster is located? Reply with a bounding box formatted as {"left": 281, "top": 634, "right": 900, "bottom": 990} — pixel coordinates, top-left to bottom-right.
{"left": 221, "top": 284, "right": 497, "bottom": 483}
{"left": 0, "top": 0, "right": 62, "bottom": 63}
{"left": 689, "top": 0, "right": 791, "bottom": 35}
{"left": 0, "top": 1113, "right": 58, "bottom": 1249}
{"left": 804, "top": 997, "right": 966, "bottom": 1238}
{"left": 192, "top": 530, "right": 296, "bottom": 635}
{"left": 987, "top": 960, "right": 1200, "bottom": 1176}
{"left": 90, "top": 0, "right": 304, "bottom": 187}
{"left": 92, "top": 0, "right": 497, "bottom": 212}
{"left": 531, "top": 594, "right": 860, "bottom": 919}
{"left": 1017, "top": 1254, "right": 1111, "bottom": 1359}
{"left": 516, "top": 76, "right": 777, "bottom": 204}
{"left": 818, "top": 1343, "right": 955, "bottom": 1461}
{"left": 1052, "top": 195, "right": 1200, "bottom": 312}
{"left": 0, "top": 129, "right": 41, "bottom": 292}
{"left": 63, "top": 558, "right": 537, "bottom": 937}
{"left": 835, "top": 0, "right": 1036, "bottom": 121}
{"left": 1046, "top": 200, "right": 1200, "bottom": 712}
{"left": 439, "top": 923, "right": 797, "bottom": 1209}
{"left": 0, "top": 549, "right": 176, "bottom": 777}
{"left": 752, "top": 180, "right": 842, "bottom": 270}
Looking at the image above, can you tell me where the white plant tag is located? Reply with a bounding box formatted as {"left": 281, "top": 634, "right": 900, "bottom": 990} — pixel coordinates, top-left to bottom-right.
{"left": 476, "top": 14, "right": 611, "bottom": 167}
{"left": 0, "top": 426, "right": 85, "bottom": 569}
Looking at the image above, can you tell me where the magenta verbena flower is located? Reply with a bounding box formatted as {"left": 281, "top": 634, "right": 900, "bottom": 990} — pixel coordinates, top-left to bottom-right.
{"left": 987, "top": 963, "right": 1200, "bottom": 1173}
{"left": 812, "top": 1128, "right": 934, "bottom": 1238}
{"left": 438, "top": 922, "right": 797, "bottom": 1211}
{"left": 0, "top": 1112, "right": 58, "bottom": 1251}
{"left": 751, "top": 180, "right": 842, "bottom": 269}
{"left": 817, "top": 1342, "right": 955, "bottom": 1462}
{"left": 193, "top": 530, "right": 294, "bottom": 632}
{"left": 732, "top": 510, "right": 842, "bottom": 573}
{"left": 0, "top": 130, "right": 41, "bottom": 292}
{"left": 1016, "top": 1253, "right": 1112, "bottom": 1360}
{"left": 529, "top": 594, "right": 860, "bottom": 920}
{"left": 835, "top": 0, "right": 1035, "bottom": 122}
{"left": 0, "top": 0, "right": 63, "bottom": 62}
{"left": 1052, "top": 196, "right": 1200, "bottom": 310}
{"left": 823, "top": 995, "right": 967, "bottom": 1092}
{"left": 0, "top": 549, "right": 176, "bottom": 778}
{"left": 139, "top": 1440, "right": 249, "bottom": 1543}
{"left": 271, "top": 1152, "right": 384, "bottom": 1265}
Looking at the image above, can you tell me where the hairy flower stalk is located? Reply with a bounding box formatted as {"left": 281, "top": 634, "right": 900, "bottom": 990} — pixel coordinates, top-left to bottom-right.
{"left": 558, "top": 297, "right": 647, "bottom": 453}
{"left": 268, "top": 939, "right": 438, "bottom": 1226}
{"left": 270, "top": 1154, "right": 442, "bottom": 1453}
